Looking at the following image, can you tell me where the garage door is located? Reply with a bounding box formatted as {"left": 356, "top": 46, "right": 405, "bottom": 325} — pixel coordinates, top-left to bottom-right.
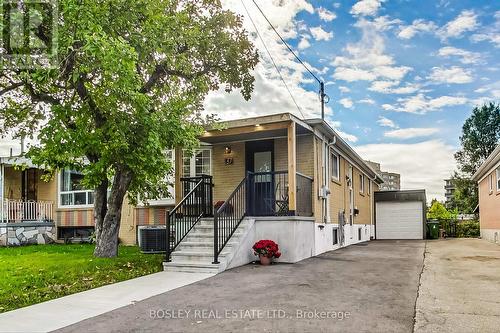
{"left": 376, "top": 201, "right": 423, "bottom": 239}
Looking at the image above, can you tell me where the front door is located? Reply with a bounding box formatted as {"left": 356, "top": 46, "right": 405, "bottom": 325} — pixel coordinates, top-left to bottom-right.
{"left": 22, "top": 168, "right": 37, "bottom": 202}
{"left": 348, "top": 164, "right": 354, "bottom": 239}
{"left": 246, "top": 140, "right": 274, "bottom": 216}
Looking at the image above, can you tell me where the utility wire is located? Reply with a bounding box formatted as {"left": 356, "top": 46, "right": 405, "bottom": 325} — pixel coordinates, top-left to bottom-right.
{"left": 240, "top": 0, "right": 306, "bottom": 119}
{"left": 251, "top": 0, "right": 321, "bottom": 84}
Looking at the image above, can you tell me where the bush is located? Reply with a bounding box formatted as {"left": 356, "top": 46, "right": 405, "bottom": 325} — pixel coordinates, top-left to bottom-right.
{"left": 456, "top": 220, "right": 480, "bottom": 238}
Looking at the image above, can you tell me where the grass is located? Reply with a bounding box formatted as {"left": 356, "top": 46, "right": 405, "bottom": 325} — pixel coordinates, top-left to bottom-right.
{"left": 0, "top": 244, "right": 164, "bottom": 313}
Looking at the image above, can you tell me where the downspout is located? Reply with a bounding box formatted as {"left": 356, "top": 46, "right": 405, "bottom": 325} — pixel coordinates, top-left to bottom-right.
{"left": 325, "top": 136, "right": 337, "bottom": 224}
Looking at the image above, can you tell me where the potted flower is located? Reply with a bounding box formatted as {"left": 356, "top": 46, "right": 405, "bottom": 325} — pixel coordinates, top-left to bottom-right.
{"left": 252, "top": 239, "right": 281, "bottom": 265}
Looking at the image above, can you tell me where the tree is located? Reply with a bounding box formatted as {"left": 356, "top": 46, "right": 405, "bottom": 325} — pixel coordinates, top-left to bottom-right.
{"left": 0, "top": 0, "right": 258, "bottom": 257}
{"left": 427, "top": 200, "right": 455, "bottom": 220}
{"left": 455, "top": 103, "right": 500, "bottom": 175}
{"left": 451, "top": 102, "right": 500, "bottom": 213}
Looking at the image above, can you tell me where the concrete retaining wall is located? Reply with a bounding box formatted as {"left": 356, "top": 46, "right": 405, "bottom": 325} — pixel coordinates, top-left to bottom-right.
{"left": 0, "top": 222, "right": 56, "bottom": 246}
{"left": 481, "top": 229, "right": 500, "bottom": 244}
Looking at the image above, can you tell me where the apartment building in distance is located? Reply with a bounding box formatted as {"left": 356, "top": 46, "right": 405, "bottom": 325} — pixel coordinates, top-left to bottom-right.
{"left": 444, "top": 178, "right": 456, "bottom": 208}
{"left": 365, "top": 161, "right": 401, "bottom": 191}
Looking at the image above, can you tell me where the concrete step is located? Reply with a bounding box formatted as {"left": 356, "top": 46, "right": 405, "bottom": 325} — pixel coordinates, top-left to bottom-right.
{"left": 163, "top": 261, "right": 220, "bottom": 274}
{"left": 171, "top": 250, "right": 228, "bottom": 262}
{"left": 179, "top": 240, "right": 238, "bottom": 250}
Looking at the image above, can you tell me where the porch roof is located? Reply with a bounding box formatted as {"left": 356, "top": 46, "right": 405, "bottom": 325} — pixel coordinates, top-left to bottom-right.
{"left": 200, "top": 113, "right": 312, "bottom": 144}
{"left": 0, "top": 155, "right": 39, "bottom": 168}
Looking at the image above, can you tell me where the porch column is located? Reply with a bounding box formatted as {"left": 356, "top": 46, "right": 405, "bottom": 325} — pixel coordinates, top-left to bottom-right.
{"left": 287, "top": 122, "right": 296, "bottom": 214}
{"left": 0, "top": 163, "right": 4, "bottom": 222}
{"left": 174, "top": 148, "right": 183, "bottom": 205}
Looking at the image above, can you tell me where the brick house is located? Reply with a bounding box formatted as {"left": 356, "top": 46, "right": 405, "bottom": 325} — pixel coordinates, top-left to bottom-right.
{"left": 1, "top": 113, "right": 383, "bottom": 272}
{"left": 472, "top": 144, "right": 500, "bottom": 244}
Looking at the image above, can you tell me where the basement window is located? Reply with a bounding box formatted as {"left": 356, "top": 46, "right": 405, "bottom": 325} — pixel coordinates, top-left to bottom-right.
{"left": 332, "top": 228, "right": 338, "bottom": 245}
{"left": 358, "top": 228, "right": 362, "bottom": 241}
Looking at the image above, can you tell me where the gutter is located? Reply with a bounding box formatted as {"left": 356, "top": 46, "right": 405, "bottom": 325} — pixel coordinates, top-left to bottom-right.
{"left": 472, "top": 144, "right": 500, "bottom": 182}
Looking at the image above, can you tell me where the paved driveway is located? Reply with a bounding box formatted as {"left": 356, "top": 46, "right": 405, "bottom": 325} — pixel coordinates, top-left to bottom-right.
{"left": 56, "top": 241, "right": 425, "bottom": 333}
{"left": 415, "top": 238, "right": 500, "bottom": 333}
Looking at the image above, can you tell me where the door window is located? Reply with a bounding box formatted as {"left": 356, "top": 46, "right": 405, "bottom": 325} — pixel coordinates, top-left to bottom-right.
{"left": 254, "top": 151, "right": 272, "bottom": 183}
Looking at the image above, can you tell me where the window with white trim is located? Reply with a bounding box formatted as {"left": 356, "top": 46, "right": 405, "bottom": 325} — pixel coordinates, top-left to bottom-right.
{"left": 368, "top": 179, "right": 372, "bottom": 195}
{"left": 497, "top": 167, "right": 500, "bottom": 191}
{"left": 359, "top": 174, "right": 365, "bottom": 193}
{"left": 60, "top": 170, "right": 94, "bottom": 207}
{"left": 331, "top": 151, "right": 340, "bottom": 181}
{"left": 488, "top": 173, "right": 493, "bottom": 193}
{"left": 183, "top": 148, "right": 212, "bottom": 177}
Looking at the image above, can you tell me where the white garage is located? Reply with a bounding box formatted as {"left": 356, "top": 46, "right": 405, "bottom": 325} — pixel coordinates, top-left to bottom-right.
{"left": 375, "top": 190, "right": 426, "bottom": 240}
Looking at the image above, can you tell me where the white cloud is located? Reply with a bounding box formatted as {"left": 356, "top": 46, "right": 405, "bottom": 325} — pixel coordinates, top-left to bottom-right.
{"left": 437, "top": 10, "right": 479, "bottom": 40}
{"left": 471, "top": 11, "right": 500, "bottom": 48}
{"left": 437, "top": 46, "right": 481, "bottom": 64}
{"left": 384, "top": 127, "right": 439, "bottom": 139}
{"left": 332, "top": 19, "right": 412, "bottom": 83}
{"left": 350, "top": 0, "right": 385, "bottom": 17}
{"left": 339, "top": 86, "right": 351, "bottom": 93}
{"left": 0, "top": 135, "right": 23, "bottom": 157}
{"left": 204, "top": 1, "right": 331, "bottom": 121}
{"left": 298, "top": 37, "right": 311, "bottom": 50}
{"left": 333, "top": 67, "right": 377, "bottom": 81}
{"left": 397, "top": 19, "right": 437, "bottom": 39}
{"left": 369, "top": 81, "right": 420, "bottom": 94}
{"left": 359, "top": 98, "right": 375, "bottom": 105}
{"left": 310, "top": 26, "right": 333, "bottom": 41}
{"left": 317, "top": 7, "right": 336, "bottom": 22}
{"left": 428, "top": 66, "right": 473, "bottom": 84}
{"left": 356, "top": 140, "right": 456, "bottom": 200}
{"left": 377, "top": 116, "right": 397, "bottom": 128}
{"left": 339, "top": 98, "right": 354, "bottom": 109}
{"left": 389, "top": 94, "right": 468, "bottom": 114}
{"left": 336, "top": 130, "right": 358, "bottom": 143}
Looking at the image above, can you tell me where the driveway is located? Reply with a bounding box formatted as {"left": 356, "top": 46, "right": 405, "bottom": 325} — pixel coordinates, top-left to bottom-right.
{"left": 414, "top": 238, "right": 500, "bottom": 333}
{"left": 56, "top": 240, "right": 425, "bottom": 333}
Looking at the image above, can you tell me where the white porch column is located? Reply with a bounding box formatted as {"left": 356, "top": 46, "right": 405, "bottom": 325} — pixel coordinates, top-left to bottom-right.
{"left": 287, "top": 122, "right": 297, "bottom": 214}
{"left": 0, "top": 163, "right": 4, "bottom": 223}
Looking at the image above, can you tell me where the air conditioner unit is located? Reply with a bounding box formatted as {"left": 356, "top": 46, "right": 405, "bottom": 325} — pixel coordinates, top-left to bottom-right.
{"left": 138, "top": 226, "right": 167, "bottom": 253}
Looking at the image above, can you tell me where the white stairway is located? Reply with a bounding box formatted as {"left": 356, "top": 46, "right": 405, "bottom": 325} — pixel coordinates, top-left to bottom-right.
{"left": 163, "top": 218, "right": 247, "bottom": 274}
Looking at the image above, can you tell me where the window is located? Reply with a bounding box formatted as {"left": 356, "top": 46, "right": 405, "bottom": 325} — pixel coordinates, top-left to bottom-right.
{"left": 332, "top": 228, "right": 338, "bottom": 245}
{"left": 359, "top": 174, "right": 365, "bottom": 193}
{"left": 497, "top": 167, "right": 500, "bottom": 191}
{"left": 368, "top": 180, "right": 372, "bottom": 195}
{"left": 183, "top": 148, "right": 212, "bottom": 177}
{"left": 59, "top": 170, "right": 94, "bottom": 207}
{"left": 331, "top": 151, "right": 340, "bottom": 181}
{"left": 489, "top": 174, "right": 493, "bottom": 193}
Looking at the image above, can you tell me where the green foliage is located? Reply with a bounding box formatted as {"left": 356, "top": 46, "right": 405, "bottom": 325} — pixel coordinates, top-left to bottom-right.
{"left": 427, "top": 200, "right": 456, "bottom": 220}
{"left": 455, "top": 102, "right": 500, "bottom": 175}
{"left": 0, "top": 244, "right": 163, "bottom": 313}
{"left": 452, "top": 102, "right": 500, "bottom": 213}
{"left": 456, "top": 220, "right": 480, "bottom": 238}
{"left": 0, "top": 0, "right": 258, "bottom": 204}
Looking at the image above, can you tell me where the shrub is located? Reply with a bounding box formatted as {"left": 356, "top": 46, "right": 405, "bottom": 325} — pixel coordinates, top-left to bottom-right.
{"left": 456, "top": 220, "right": 480, "bottom": 238}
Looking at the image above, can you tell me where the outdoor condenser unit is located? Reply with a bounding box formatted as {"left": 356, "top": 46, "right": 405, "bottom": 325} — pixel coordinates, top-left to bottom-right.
{"left": 138, "top": 226, "right": 167, "bottom": 253}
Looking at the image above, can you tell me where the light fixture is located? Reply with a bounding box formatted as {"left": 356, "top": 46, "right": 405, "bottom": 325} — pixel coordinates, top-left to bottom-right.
{"left": 255, "top": 124, "right": 260, "bottom": 127}
{"left": 224, "top": 146, "right": 231, "bottom": 154}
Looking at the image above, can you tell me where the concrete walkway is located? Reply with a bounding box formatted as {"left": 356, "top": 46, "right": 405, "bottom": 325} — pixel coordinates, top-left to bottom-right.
{"left": 55, "top": 241, "right": 426, "bottom": 333}
{"left": 414, "top": 238, "right": 500, "bottom": 333}
{"left": 0, "top": 271, "right": 214, "bottom": 333}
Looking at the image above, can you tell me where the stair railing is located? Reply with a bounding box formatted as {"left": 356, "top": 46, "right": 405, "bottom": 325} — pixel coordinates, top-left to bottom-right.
{"left": 165, "top": 175, "right": 213, "bottom": 262}
{"left": 212, "top": 175, "right": 247, "bottom": 264}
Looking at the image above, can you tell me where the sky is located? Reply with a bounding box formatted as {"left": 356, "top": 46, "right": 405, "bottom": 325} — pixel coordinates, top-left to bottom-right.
{"left": 204, "top": 0, "right": 500, "bottom": 201}
{"left": 1, "top": 0, "right": 499, "bottom": 201}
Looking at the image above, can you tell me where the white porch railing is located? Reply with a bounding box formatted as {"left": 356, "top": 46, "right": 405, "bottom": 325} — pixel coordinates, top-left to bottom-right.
{"left": 1, "top": 200, "right": 54, "bottom": 223}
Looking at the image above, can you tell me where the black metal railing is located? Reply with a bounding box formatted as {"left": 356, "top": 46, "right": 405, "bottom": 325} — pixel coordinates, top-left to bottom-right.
{"left": 213, "top": 177, "right": 247, "bottom": 264}
{"left": 165, "top": 175, "right": 213, "bottom": 261}
{"left": 296, "top": 172, "right": 313, "bottom": 217}
{"left": 247, "top": 171, "right": 289, "bottom": 216}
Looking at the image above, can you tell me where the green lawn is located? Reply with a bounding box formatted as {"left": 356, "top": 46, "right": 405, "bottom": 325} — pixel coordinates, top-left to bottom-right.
{"left": 0, "top": 244, "right": 164, "bottom": 313}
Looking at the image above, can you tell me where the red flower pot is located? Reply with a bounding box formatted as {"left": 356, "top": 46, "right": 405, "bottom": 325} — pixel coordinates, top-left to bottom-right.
{"left": 259, "top": 254, "right": 272, "bottom": 266}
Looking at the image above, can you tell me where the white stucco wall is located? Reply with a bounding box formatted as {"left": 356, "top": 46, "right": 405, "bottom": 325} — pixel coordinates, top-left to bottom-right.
{"left": 481, "top": 229, "right": 500, "bottom": 244}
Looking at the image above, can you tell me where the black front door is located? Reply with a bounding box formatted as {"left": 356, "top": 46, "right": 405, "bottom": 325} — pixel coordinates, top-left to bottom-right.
{"left": 246, "top": 140, "right": 274, "bottom": 216}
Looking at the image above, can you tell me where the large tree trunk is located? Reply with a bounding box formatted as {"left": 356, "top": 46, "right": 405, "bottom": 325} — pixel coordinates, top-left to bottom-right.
{"left": 94, "top": 166, "right": 133, "bottom": 258}
{"left": 93, "top": 179, "right": 108, "bottom": 243}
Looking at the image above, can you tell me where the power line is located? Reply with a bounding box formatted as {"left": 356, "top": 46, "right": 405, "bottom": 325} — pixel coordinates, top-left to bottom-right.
{"left": 240, "top": 0, "right": 306, "bottom": 119}
{"left": 251, "top": 0, "right": 321, "bottom": 84}
{"left": 251, "top": 0, "right": 328, "bottom": 120}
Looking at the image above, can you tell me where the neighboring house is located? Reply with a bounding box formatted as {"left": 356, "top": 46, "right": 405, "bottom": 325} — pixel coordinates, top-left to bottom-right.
{"left": 444, "top": 178, "right": 455, "bottom": 208}
{"left": 472, "top": 144, "right": 500, "bottom": 244}
{"left": 365, "top": 160, "right": 401, "bottom": 191}
{"left": 1, "top": 113, "right": 384, "bottom": 271}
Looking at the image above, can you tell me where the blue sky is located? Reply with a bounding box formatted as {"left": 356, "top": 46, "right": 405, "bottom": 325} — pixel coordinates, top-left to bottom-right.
{"left": 205, "top": 0, "right": 500, "bottom": 200}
